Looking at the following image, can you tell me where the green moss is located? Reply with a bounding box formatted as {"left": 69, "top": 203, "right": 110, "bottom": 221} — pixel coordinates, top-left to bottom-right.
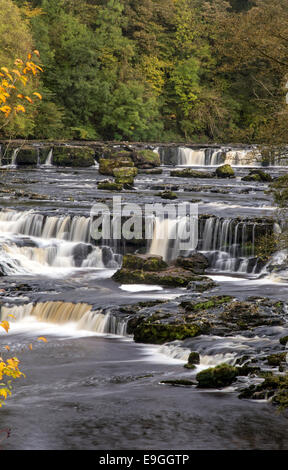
{"left": 99, "top": 157, "right": 134, "bottom": 175}
{"left": 15, "top": 147, "right": 38, "bottom": 165}
{"left": 181, "top": 295, "right": 232, "bottom": 312}
{"left": 53, "top": 146, "right": 95, "bottom": 167}
{"left": 196, "top": 363, "right": 238, "bottom": 388}
{"left": 132, "top": 149, "right": 160, "bottom": 168}
{"left": 98, "top": 181, "right": 123, "bottom": 191}
{"left": 279, "top": 336, "right": 288, "bottom": 346}
{"left": 158, "top": 190, "right": 178, "bottom": 199}
{"left": 170, "top": 169, "right": 214, "bottom": 178}
{"left": 184, "top": 351, "right": 200, "bottom": 369}
{"left": 133, "top": 322, "right": 208, "bottom": 344}
{"left": 113, "top": 166, "right": 138, "bottom": 184}
{"left": 122, "top": 254, "right": 168, "bottom": 271}
{"left": 215, "top": 164, "right": 235, "bottom": 178}
{"left": 266, "top": 352, "right": 287, "bottom": 366}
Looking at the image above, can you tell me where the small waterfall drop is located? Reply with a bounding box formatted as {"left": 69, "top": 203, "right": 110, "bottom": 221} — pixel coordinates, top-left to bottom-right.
{"left": 1, "top": 302, "right": 128, "bottom": 336}
{"left": 44, "top": 148, "right": 53, "bottom": 166}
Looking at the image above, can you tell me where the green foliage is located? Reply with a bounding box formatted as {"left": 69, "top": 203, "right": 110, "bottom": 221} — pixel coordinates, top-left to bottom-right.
{"left": 1, "top": 0, "right": 288, "bottom": 142}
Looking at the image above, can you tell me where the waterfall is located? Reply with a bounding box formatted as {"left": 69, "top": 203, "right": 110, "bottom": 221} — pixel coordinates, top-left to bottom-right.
{"left": 198, "top": 217, "right": 264, "bottom": 274}
{"left": 177, "top": 148, "right": 206, "bottom": 166}
{"left": 148, "top": 215, "right": 268, "bottom": 274}
{"left": 0, "top": 209, "right": 121, "bottom": 275}
{"left": 8, "top": 148, "right": 20, "bottom": 167}
{"left": 44, "top": 148, "right": 53, "bottom": 166}
{"left": 0, "top": 302, "right": 128, "bottom": 336}
{"left": 148, "top": 216, "right": 198, "bottom": 262}
{"left": 172, "top": 146, "right": 265, "bottom": 167}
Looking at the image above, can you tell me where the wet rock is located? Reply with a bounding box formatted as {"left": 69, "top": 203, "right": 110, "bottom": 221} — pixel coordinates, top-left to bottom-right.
{"left": 175, "top": 253, "right": 209, "bottom": 274}
{"left": 97, "top": 180, "right": 123, "bottom": 191}
{"left": 215, "top": 164, "right": 235, "bottom": 178}
{"left": 15, "top": 147, "right": 38, "bottom": 165}
{"left": 170, "top": 169, "right": 214, "bottom": 178}
{"left": 184, "top": 351, "right": 200, "bottom": 369}
{"left": 158, "top": 190, "right": 178, "bottom": 200}
{"left": 132, "top": 321, "right": 210, "bottom": 344}
{"left": 242, "top": 169, "right": 272, "bottom": 182}
{"left": 279, "top": 336, "right": 288, "bottom": 346}
{"left": 53, "top": 146, "right": 95, "bottom": 167}
{"left": 239, "top": 373, "right": 288, "bottom": 409}
{"left": 113, "top": 166, "right": 138, "bottom": 185}
{"left": 187, "top": 278, "right": 217, "bottom": 292}
{"left": 139, "top": 168, "right": 163, "bottom": 175}
{"left": 112, "top": 266, "right": 207, "bottom": 287}
{"left": 160, "top": 379, "right": 196, "bottom": 386}
{"left": 196, "top": 363, "right": 239, "bottom": 388}
{"left": 266, "top": 352, "right": 287, "bottom": 367}
{"left": 132, "top": 149, "right": 160, "bottom": 169}
{"left": 99, "top": 157, "right": 134, "bottom": 176}
{"left": 121, "top": 254, "right": 168, "bottom": 272}
{"left": 73, "top": 243, "right": 93, "bottom": 267}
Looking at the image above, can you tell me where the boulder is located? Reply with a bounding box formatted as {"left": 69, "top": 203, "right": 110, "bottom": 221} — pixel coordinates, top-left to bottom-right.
{"left": 175, "top": 253, "right": 209, "bottom": 274}
{"left": 97, "top": 180, "right": 123, "bottom": 191}
{"left": 196, "top": 363, "right": 238, "bottom": 388}
{"left": 215, "top": 164, "right": 235, "bottom": 178}
{"left": 99, "top": 157, "right": 134, "bottom": 176}
{"left": 242, "top": 169, "right": 272, "bottom": 182}
{"left": 132, "top": 149, "right": 161, "bottom": 168}
{"left": 113, "top": 166, "right": 138, "bottom": 185}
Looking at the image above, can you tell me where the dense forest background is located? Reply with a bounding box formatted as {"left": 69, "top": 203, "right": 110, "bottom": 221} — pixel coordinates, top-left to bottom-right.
{"left": 0, "top": 0, "right": 287, "bottom": 143}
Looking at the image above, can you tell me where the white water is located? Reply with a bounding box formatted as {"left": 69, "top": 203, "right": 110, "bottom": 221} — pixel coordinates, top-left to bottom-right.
{"left": 44, "top": 148, "right": 53, "bottom": 166}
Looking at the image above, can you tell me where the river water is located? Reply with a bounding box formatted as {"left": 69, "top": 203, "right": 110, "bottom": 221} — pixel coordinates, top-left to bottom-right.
{"left": 0, "top": 152, "right": 288, "bottom": 450}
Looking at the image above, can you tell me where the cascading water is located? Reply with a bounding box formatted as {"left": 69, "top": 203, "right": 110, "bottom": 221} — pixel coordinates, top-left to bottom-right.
{"left": 0, "top": 209, "right": 121, "bottom": 275}
{"left": 148, "top": 214, "right": 271, "bottom": 275}
{"left": 198, "top": 217, "right": 264, "bottom": 274}
{"left": 44, "top": 148, "right": 53, "bottom": 166}
{"left": 0, "top": 302, "right": 128, "bottom": 336}
{"left": 148, "top": 215, "right": 198, "bottom": 262}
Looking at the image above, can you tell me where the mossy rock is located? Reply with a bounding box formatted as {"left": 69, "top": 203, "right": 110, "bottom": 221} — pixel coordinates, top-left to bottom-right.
{"left": 242, "top": 170, "right": 272, "bottom": 182}
{"left": 170, "top": 169, "right": 214, "bottom": 178}
{"left": 158, "top": 190, "right": 178, "bottom": 200}
{"left": 196, "top": 363, "right": 238, "bottom": 388}
{"left": 132, "top": 149, "right": 161, "bottom": 168}
{"left": 112, "top": 266, "right": 208, "bottom": 287}
{"left": 122, "top": 254, "right": 168, "bottom": 272}
{"left": 266, "top": 352, "right": 287, "bottom": 367}
{"left": 187, "top": 278, "right": 217, "bottom": 292}
{"left": 113, "top": 166, "right": 138, "bottom": 184}
{"left": 133, "top": 322, "right": 209, "bottom": 344}
{"left": 215, "top": 164, "right": 235, "bottom": 178}
{"left": 97, "top": 181, "right": 123, "bottom": 191}
{"left": 15, "top": 147, "right": 38, "bottom": 165}
{"left": 99, "top": 157, "right": 134, "bottom": 175}
{"left": 279, "top": 336, "right": 288, "bottom": 346}
{"left": 184, "top": 351, "right": 200, "bottom": 369}
{"left": 53, "top": 146, "right": 95, "bottom": 167}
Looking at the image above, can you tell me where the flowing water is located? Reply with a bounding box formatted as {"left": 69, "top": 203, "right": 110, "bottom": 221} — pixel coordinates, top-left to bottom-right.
{"left": 0, "top": 145, "right": 288, "bottom": 450}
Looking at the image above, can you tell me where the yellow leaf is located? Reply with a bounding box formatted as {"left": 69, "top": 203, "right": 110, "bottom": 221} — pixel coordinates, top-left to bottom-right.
{"left": 33, "top": 92, "right": 42, "bottom": 100}
{"left": 0, "top": 321, "right": 10, "bottom": 333}
{"left": 24, "top": 96, "right": 33, "bottom": 103}
{"left": 1, "top": 67, "right": 9, "bottom": 74}
{"left": 37, "top": 337, "right": 47, "bottom": 342}
{"left": 33, "top": 50, "right": 40, "bottom": 57}
{"left": 28, "top": 343, "right": 33, "bottom": 351}
{"left": 4, "top": 346, "right": 10, "bottom": 351}
{"left": 8, "top": 314, "right": 16, "bottom": 319}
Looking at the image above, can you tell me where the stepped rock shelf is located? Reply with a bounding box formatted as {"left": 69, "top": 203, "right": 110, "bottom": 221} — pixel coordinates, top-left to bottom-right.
{"left": 0, "top": 140, "right": 288, "bottom": 450}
